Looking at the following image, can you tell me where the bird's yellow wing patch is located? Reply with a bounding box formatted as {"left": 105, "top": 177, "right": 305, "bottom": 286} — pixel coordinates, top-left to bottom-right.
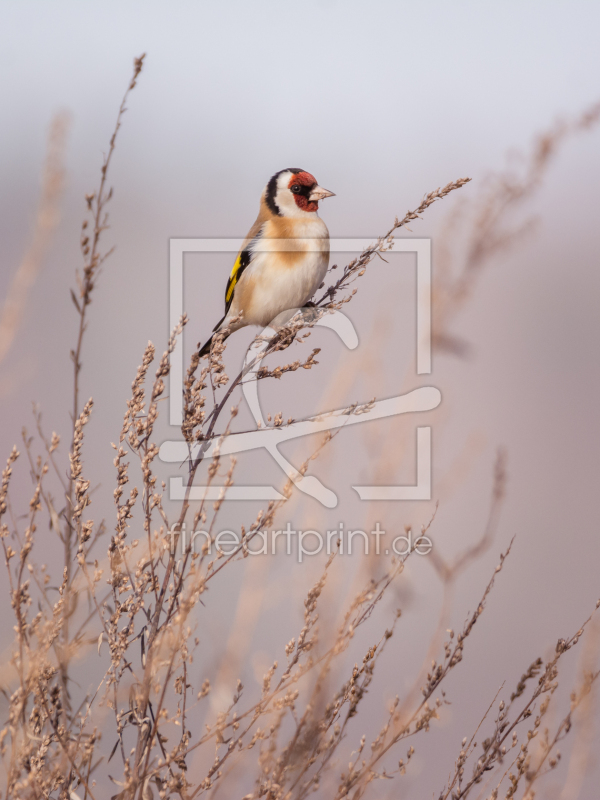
{"left": 225, "top": 254, "right": 241, "bottom": 303}
{"left": 224, "top": 247, "right": 252, "bottom": 313}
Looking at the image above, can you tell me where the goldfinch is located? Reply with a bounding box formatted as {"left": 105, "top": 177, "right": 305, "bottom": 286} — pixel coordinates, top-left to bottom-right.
{"left": 199, "top": 168, "right": 335, "bottom": 357}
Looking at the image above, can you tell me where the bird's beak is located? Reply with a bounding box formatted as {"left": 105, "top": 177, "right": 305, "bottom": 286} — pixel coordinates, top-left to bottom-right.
{"left": 309, "top": 185, "right": 336, "bottom": 202}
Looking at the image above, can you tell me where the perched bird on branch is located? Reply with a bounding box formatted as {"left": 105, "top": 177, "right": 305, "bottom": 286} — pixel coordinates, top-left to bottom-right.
{"left": 199, "top": 168, "right": 335, "bottom": 357}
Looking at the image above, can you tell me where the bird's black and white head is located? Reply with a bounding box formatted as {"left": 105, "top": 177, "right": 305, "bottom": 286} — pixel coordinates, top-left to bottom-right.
{"left": 264, "top": 168, "right": 335, "bottom": 218}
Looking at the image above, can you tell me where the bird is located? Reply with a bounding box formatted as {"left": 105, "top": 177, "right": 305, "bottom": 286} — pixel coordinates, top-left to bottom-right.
{"left": 198, "top": 168, "right": 335, "bottom": 357}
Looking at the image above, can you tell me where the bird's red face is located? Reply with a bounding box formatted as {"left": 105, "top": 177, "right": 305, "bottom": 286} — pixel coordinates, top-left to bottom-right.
{"left": 265, "top": 168, "right": 335, "bottom": 217}
{"left": 288, "top": 171, "right": 319, "bottom": 212}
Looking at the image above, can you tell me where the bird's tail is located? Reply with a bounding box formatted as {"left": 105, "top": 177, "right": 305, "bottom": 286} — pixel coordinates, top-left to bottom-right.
{"left": 198, "top": 334, "right": 214, "bottom": 358}
{"left": 198, "top": 315, "right": 227, "bottom": 358}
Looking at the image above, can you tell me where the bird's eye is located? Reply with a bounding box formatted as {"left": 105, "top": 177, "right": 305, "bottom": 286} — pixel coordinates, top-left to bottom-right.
{"left": 291, "top": 185, "right": 301, "bottom": 193}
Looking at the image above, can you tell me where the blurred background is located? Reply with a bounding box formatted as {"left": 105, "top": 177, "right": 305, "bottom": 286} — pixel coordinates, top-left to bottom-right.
{"left": 1, "top": 1, "right": 600, "bottom": 796}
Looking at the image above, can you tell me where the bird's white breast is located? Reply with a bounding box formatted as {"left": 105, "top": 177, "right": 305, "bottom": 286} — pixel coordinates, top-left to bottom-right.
{"left": 237, "top": 217, "right": 330, "bottom": 328}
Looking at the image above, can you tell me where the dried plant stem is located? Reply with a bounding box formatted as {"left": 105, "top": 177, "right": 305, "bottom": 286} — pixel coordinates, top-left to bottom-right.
{"left": 316, "top": 178, "right": 471, "bottom": 308}
{"left": 63, "top": 53, "right": 145, "bottom": 688}
{"left": 0, "top": 113, "right": 68, "bottom": 368}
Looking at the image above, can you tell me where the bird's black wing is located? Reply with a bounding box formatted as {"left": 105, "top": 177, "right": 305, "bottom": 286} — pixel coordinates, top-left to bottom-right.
{"left": 224, "top": 227, "right": 264, "bottom": 315}
{"left": 224, "top": 248, "right": 251, "bottom": 315}
{"left": 199, "top": 229, "right": 263, "bottom": 357}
